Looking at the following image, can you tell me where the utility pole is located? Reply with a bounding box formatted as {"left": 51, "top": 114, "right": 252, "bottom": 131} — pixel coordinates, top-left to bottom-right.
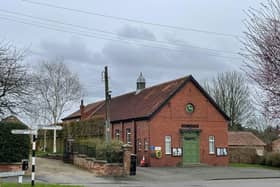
{"left": 104, "top": 66, "right": 111, "bottom": 143}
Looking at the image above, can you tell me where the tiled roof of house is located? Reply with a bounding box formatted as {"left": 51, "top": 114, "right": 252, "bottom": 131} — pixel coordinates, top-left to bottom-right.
{"left": 64, "top": 101, "right": 104, "bottom": 120}
{"left": 62, "top": 75, "right": 230, "bottom": 122}
{"left": 228, "top": 131, "right": 266, "bottom": 146}
{"left": 272, "top": 138, "right": 280, "bottom": 145}
{"left": 1, "top": 115, "right": 25, "bottom": 124}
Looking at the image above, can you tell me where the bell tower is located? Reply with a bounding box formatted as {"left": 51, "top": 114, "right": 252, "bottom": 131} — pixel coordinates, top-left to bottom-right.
{"left": 136, "top": 72, "right": 146, "bottom": 91}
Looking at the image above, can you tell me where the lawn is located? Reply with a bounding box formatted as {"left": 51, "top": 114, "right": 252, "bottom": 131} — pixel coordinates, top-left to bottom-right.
{"left": 0, "top": 183, "right": 83, "bottom": 187}
{"left": 230, "top": 163, "right": 280, "bottom": 170}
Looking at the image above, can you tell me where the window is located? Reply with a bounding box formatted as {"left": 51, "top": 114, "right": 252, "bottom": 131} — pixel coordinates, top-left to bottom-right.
{"left": 137, "top": 139, "right": 142, "bottom": 151}
{"left": 126, "top": 128, "right": 131, "bottom": 144}
{"left": 144, "top": 138, "right": 149, "bottom": 151}
{"left": 165, "top": 136, "right": 171, "bottom": 155}
{"left": 209, "top": 136, "right": 215, "bottom": 154}
{"left": 115, "top": 129, "right": 120, "bottom": 140}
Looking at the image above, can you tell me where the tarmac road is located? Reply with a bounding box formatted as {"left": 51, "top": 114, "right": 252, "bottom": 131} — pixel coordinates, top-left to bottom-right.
{"left": 3, "top": 158, "right": 280, "bottom": 187}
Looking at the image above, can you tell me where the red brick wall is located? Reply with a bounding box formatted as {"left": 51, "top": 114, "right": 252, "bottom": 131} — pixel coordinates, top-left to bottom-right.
{"left": 0, "top": 163, "right": 21, "bottom": 172}
{"left": 149, "top": 81, "right": 229, "bottom": 166}
{"left": 272, "top": 140, "right": 280, "bottom": 153}
{"left": 112, "top": 121, "right": 135, "bottom": 153}
{"left": 73, "top": 144, "right": 132, "bottom": 176}
{"left": 135, "top": 120, "right": 150, "bottom": 164}
{"left": 111, "top": 122, "right": 122, "bottom": 140}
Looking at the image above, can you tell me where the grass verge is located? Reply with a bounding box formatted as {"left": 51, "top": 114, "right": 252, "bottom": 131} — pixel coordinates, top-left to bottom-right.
{"left": 0, "top": 183, "right": 83, "bottom": 187}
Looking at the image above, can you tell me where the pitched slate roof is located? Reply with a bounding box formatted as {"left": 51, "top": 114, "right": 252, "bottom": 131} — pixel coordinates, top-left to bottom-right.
{"left": 62, "top": 75, "right": 230, "bottom": 122}
{"left": 228, "top": 131, "right": 266, "bottom": 146}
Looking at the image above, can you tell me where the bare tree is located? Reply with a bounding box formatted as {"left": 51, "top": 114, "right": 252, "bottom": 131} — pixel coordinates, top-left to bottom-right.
{"left": 0, "top": 42, "right": 31, "bottom": 118}
{"left": 204, "top": 71, "right": 253, "bottom": 130}
{"left": 242, "top": 0, "right": 280, "bottom": 119}
{"left": 27, "top": 59, "right": 82, "bottom": 152}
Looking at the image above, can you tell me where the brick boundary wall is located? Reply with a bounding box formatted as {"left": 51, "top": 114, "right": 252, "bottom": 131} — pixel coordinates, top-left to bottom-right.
{"left": 0, "top": 163, "right": 21, "bottom": 172}
{"left": 73, "top": 144, "right": 132, "bottom": 176}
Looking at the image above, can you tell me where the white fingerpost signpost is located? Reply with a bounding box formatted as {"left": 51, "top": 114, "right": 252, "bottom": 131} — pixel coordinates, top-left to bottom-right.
{"left": 11, "top": 129, "right": 37, "bottom": 186}
{"left": 11, "top": 125, "right": 62, "bottom": 186}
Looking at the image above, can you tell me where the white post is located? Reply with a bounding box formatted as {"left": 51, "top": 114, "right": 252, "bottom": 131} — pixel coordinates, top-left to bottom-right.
{"left": 31, "top": 135, "right": 36, "bottom": 186}
{"left": 18, "top": 175, "right": 23, "bottom": 184}
{"left": 43, "top": 130, "right": 47, "bottom": 152}
{"left": 53, "top": 129, "right": 57, "bottom": 153}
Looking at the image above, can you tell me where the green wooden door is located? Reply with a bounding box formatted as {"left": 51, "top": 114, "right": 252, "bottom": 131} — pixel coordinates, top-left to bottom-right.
{"left": 183, "top": 132, "right": 200, "bottom": 164}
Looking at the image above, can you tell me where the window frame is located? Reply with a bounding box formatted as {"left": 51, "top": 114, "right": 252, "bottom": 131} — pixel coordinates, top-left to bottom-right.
{"left": 126, "top": 128, "right": 131, "bottom": 144}
{"left": 115, "top": 129, "right": 120, "bottom": 141}
{"left": 144, "top": 138, "right": 149, "bottom": 152}
{"left": 209, "top": 135, "right": 215, "bottom": 154}
{"left": 165, "top": 136, "right": 172, "bottom": 155}
{"left": 137, "top": 138, "right": 142, "bottom": 151}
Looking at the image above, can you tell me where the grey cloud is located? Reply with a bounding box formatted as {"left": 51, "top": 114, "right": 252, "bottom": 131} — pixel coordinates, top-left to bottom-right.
{"left": 36, "top": 38, "right": 107, "bottom": 103}
{"left": 36, "top": 31, "right": 242, "bottom": 101}
{"left": 39, "top": 37, "right": 94, "bottom": 63}
{"left": 117, "top": 25, "right": 156, "bottom": 41}
{"left": 102, "top": 41, "right": 232, "bottom": 73}
{"left": 97, "top": 37, "right": 240, "bottom": 97}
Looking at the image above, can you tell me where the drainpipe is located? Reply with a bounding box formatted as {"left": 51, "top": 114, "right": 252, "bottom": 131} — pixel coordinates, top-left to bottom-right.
{"left": 134, "top": 121, "right": 137, "bottom": 154}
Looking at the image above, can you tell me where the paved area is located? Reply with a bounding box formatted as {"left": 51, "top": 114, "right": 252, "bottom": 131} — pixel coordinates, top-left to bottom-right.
{"left": 94, "top": 179, "right": 280, "bottom": 187}
{"left": 134, "top": 166, "right": 280, "bottom": 182}
{"left": 35, "top": 158, "right": 127, "bottom": 185}
{"left": 2, "top": 158, "right": 280, "bottom": 186}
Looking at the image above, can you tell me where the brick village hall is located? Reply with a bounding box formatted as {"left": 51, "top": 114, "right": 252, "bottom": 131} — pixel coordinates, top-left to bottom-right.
{"left": 63, "top": 74, "right": 230, "bottom": 167}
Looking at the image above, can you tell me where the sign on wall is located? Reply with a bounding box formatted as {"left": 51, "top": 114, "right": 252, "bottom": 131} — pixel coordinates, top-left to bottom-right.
{"left": 172, "top": 148, "right": 182, "bottom": 157}
{"left": 216, "top": 147, "right": 228, "bottom": 156}
{"left": 150, "top": 145, "right": 155, "bottom": 151}
{"left": 155, "top": 146, "right": 161, "bottom": 151}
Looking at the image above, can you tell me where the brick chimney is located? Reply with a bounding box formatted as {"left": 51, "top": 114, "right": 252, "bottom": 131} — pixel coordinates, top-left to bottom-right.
{"left": 80, "top": 99, "right": 85, "bottom": 120}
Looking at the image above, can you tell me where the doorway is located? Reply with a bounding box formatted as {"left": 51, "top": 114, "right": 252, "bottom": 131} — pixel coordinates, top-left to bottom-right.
{"left": 182, "top": 131, "right": 200, "bottom": 164}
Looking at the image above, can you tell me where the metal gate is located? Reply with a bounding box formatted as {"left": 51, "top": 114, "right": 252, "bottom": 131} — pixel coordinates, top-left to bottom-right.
{"left": 63, "top": 138, "right": 75, "bottom": 163}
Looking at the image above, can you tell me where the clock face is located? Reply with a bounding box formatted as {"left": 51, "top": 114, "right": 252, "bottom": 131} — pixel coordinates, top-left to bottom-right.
{"left": 186, "top": 103, "right": 194, "bottom": 113}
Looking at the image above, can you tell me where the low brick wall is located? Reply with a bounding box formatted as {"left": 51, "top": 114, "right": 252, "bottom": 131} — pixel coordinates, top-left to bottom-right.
{"left": 0, "top": 163, "right": 21, "bottom": 172}
{"left": 73, "top": 155, "right": 123, "bottom": 176}
{"left": 73, "top": 144, "right": 132, "bottom": 176}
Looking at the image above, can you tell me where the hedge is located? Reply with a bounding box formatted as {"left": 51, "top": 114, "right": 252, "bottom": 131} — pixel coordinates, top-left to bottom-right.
{"left": 36, "top": 118, "right": 105, "bottom": 153}
{"left": 229, "top": 147, "right": 257, "bottom": 163}
{"left": 0, "top": 122, "right": 30, "bottom": 163}
{"left": 254, "top": 152, "right": 280, "bottom": 167}
{"left": 75, "top": 138, "right": 123, "bottom": 163}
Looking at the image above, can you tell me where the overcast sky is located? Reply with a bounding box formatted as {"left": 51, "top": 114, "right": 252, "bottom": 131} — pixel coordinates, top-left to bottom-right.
{"left": 0, "top": 0, "right": 265, "bottom": 117}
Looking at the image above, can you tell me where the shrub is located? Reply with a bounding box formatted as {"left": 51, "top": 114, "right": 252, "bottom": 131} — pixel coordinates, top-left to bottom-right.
{"left": 252, "top": 155, "right": 265, "bottom": 165}
{"left": 265, "top": 153, "right": 273, "bottom": 166}
{"left": 95, "top": 140, "right": 123, "bottom": 163}
{"left": 78, "top": 138, "right": 103, "bottom": 148}
{"left": 264, "top": 152, "right": 280, "bottom": 167}
{"left": 74, "top": 138, "right": 123, "bottom": 163}
{"left": 0, "top": 122, "right": 30, "bottom": 163}
{"left": 229, "top": 147, "right": 256, "bottom": 163}
{"left": 271, "top": 153, "right": 280, "bottom": 167}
